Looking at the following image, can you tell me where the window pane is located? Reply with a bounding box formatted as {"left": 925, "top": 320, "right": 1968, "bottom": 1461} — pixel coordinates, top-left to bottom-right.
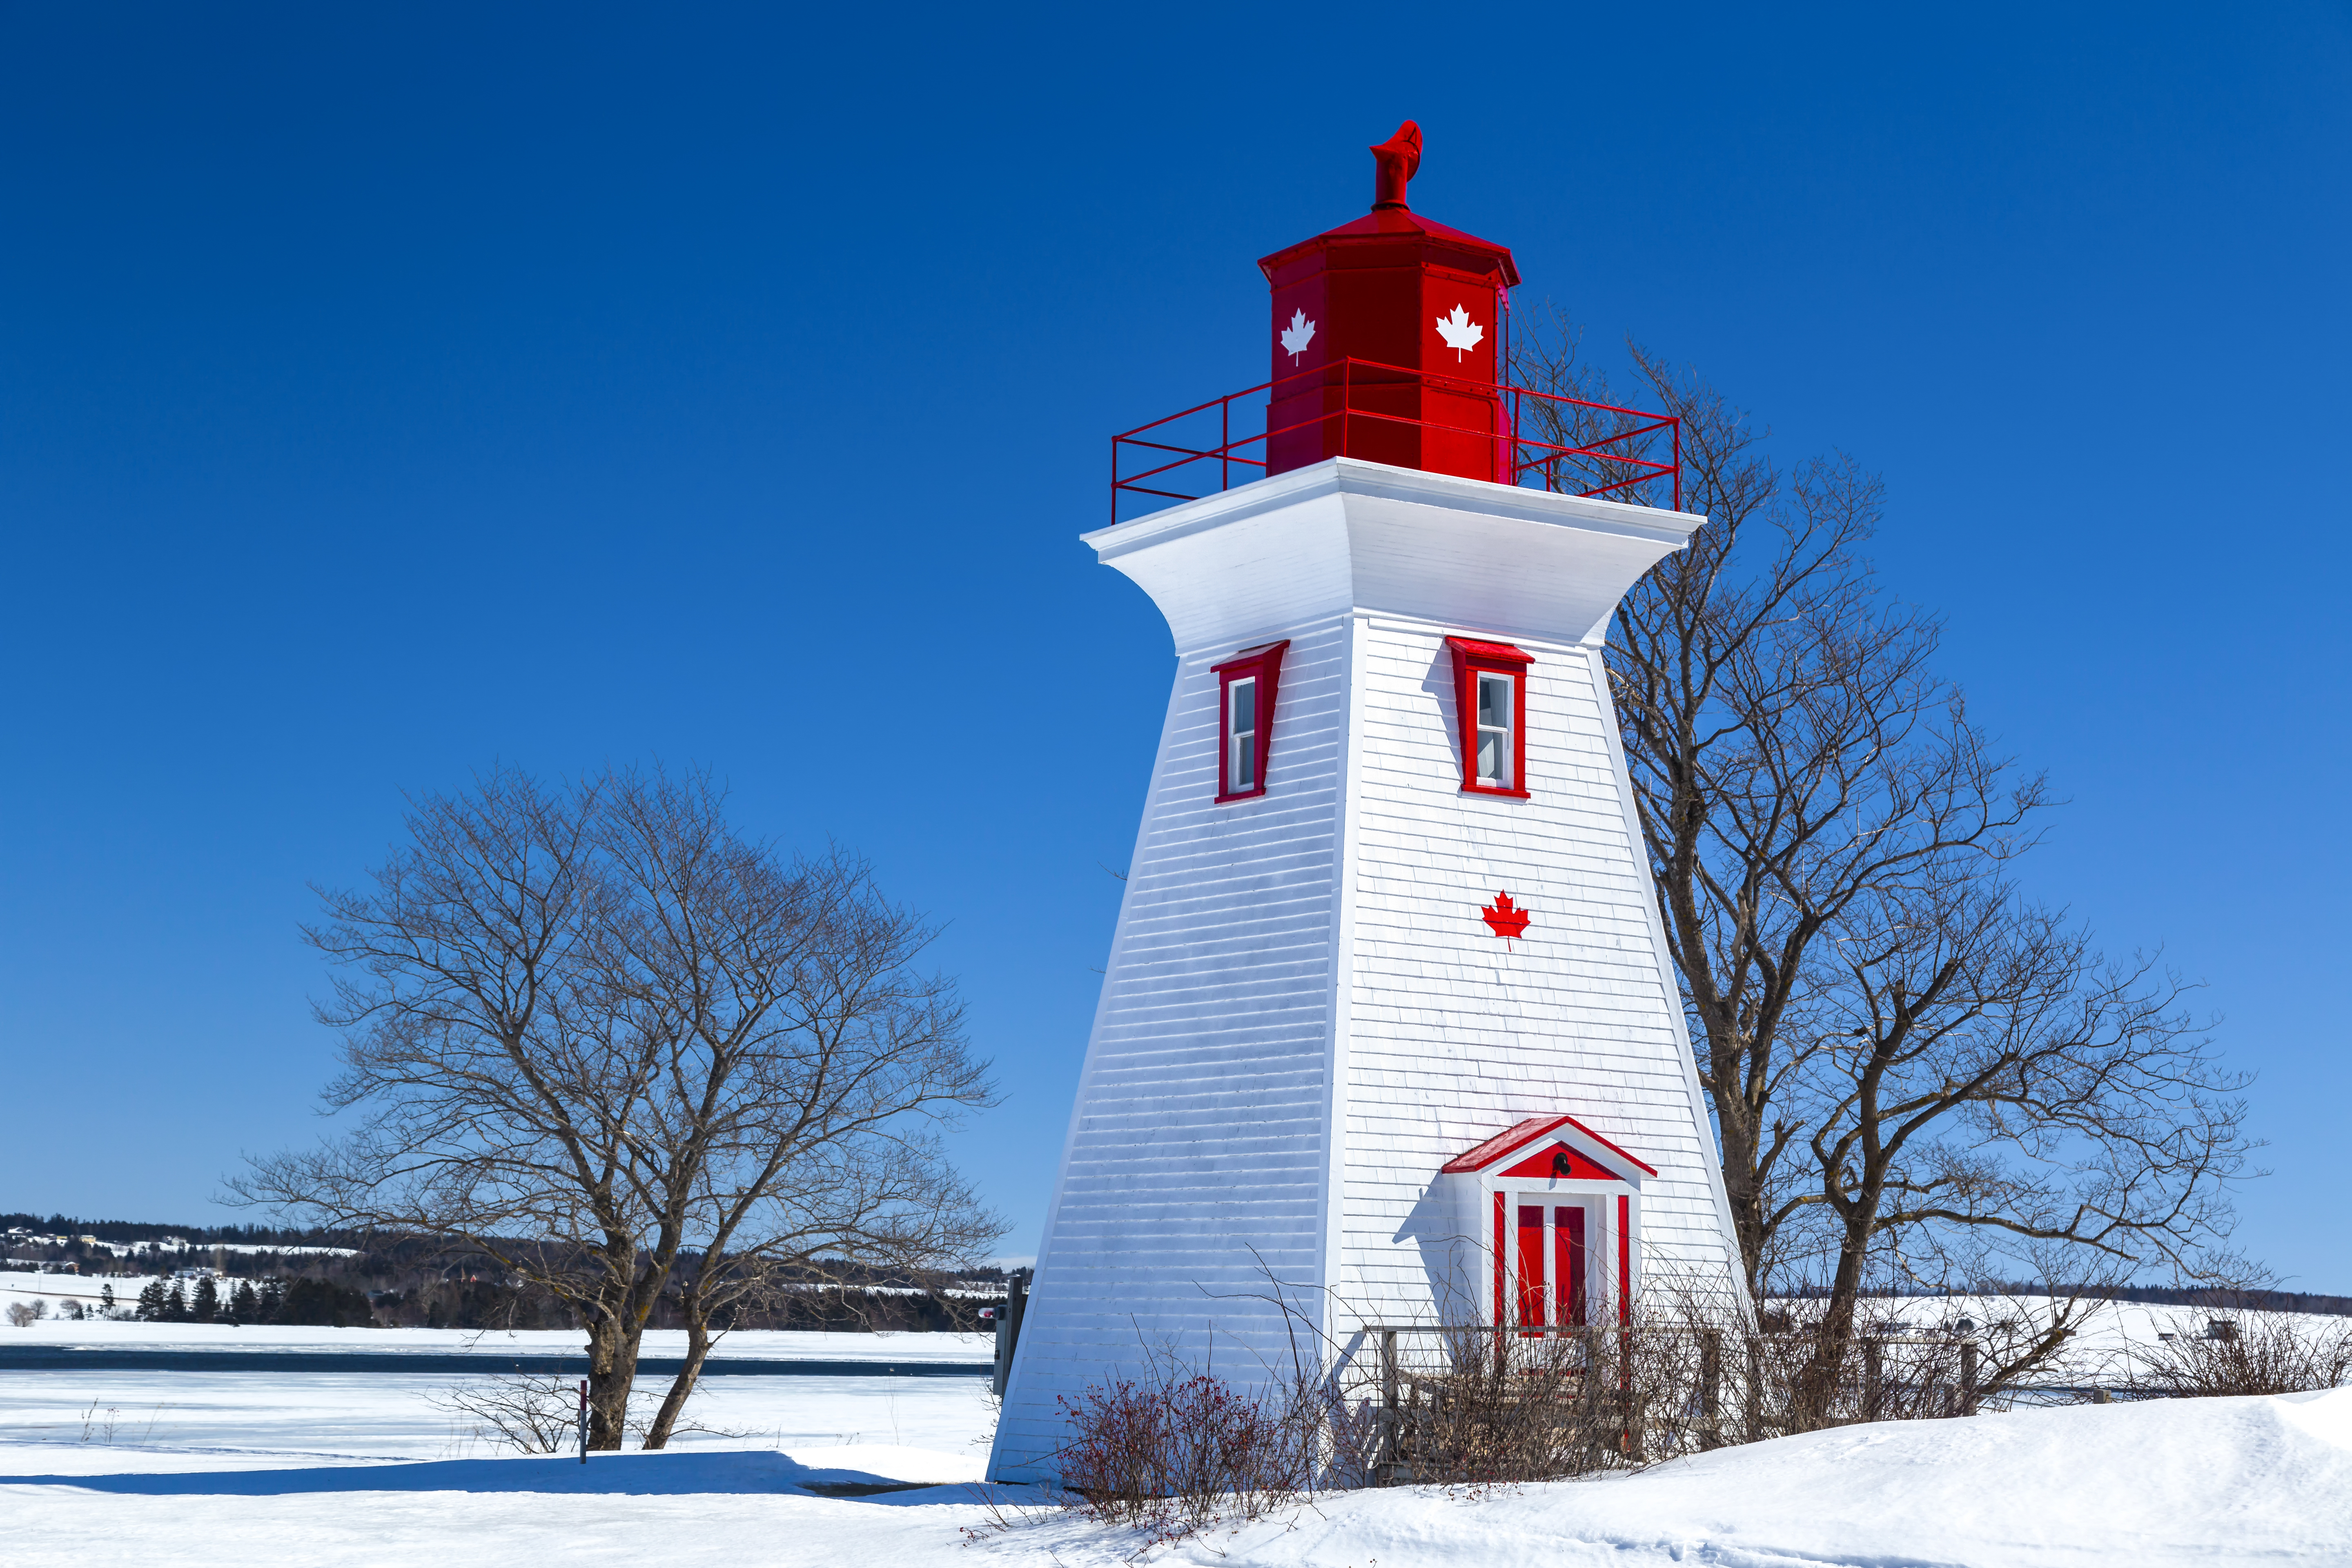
{"left": 1479, "top": 673, "right": 1510, "bottom": 729}
{"left": 1477, "top": 731, "right": 1502, "bottom": 783}
{"left": 1227, "top": 677, "right": 1258, "bottom": 793}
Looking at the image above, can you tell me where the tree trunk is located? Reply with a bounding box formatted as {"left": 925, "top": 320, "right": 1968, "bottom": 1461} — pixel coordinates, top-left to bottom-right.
{"left": 1701, "top": 1018, "right": 1771, "bottom": 1305}
{"left": 1792, "top": 1187, "right": 1879, "bottom": 1430}
{"left": 641, "top": 1310, "right": 712, "bottom": 1450}
{"left": 585, "top": 1312, "right": 643, "bottom": 1450}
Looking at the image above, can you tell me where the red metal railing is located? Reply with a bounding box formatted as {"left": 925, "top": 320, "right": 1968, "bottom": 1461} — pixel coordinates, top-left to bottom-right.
{"left": 1110, "top": 357, "right": 1681, "bottom": 522}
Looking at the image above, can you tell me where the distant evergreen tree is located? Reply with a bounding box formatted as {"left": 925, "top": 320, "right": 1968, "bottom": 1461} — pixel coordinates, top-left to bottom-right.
{"left": 99, "top": 1283, "right": 116, "bottom": 1314}
{"left": 165, "top": 1281, "right": 187, "bottom": 1321}
{"left": 190, "top": 1276, "right": 218, "bottom": 1322}
{"left": 279, "top": 1276, "right": 374, "bottom": 1328}
{"left": 135, "top": 1280, "right": 166, "bottom": 1321}
{"left": 230, "top": 1280, "right": 258, "bottom": 1319}
{"left": 258, "top": 1277, "right": 285, "bottom": 1323}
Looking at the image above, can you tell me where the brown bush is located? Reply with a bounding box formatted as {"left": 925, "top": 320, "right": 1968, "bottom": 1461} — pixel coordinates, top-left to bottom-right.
{"left": 1054, "top": 1369, "right": 1323, "bottom": 1543}
{"left": 2130, "top": 1312, "right": 2352, "bottom": 1398}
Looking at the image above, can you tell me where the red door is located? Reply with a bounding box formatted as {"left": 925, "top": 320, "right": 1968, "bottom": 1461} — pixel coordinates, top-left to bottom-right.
{"left": 1554, "top": 1207, "right": 1586, "bottom": 1326}
{"left": 1516, "top": 1205, "right": 1545, "bottom": 1331}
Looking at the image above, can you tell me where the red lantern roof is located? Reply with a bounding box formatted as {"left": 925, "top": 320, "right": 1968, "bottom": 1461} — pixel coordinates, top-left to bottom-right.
{"left": 1255, "top": 199, "right": 1521, "bottom": 290}
{"left": 1256, "top": 120, "right": 1520, "bottom": 287}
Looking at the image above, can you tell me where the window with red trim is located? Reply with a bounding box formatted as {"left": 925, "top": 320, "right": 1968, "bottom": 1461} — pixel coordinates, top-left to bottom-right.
{"left": 1446, "top": 636, "right": 1532, "bottom": 797}
{"left": 1213, "top": 640, "right": 1288, "bottom": 803}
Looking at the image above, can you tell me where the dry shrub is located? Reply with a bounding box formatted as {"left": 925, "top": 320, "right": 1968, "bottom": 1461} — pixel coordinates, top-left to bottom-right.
{"left": 1751, "top": 1326, "right": 1975, "bottom": 1434}
{"left": 1367, "top": 1316, "right": 1751, "bottom": 1483}
{"left": 427, "top": 1373, "right": 746, "bottom": 1454}
{"left": 1379, "top": 1327, "right": 1628, "bottom": 1484}
{"left": 428, "top": 1374, "right": 584, "bottom": 1454}
{"left": 1054, "top": 1370, "right": 1323, "bottom": 1542}
{"left": 2131, "top": 1312, "right": 2352, "bottom": 1398}
{"left": 1042, "top": 1274, "right": 2074, "bottom": 1530}
{"left": 1359, "top": 1285, "right": 1995, "bottom": 1480}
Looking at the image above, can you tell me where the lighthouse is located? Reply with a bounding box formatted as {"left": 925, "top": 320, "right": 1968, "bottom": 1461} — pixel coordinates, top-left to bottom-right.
{"left": 987, "top": 125, "right": 1742, "bottom": 1484}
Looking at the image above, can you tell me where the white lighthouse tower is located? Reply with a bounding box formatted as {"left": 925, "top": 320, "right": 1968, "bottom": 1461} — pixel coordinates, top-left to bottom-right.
{"left": 987, "top": 125, "right": 1741, "bottom": 1484}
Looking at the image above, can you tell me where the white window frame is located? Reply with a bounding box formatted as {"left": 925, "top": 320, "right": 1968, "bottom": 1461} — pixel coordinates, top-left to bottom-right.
{"left": 1475, "top": 671, "right": 1515, "bottom": 788}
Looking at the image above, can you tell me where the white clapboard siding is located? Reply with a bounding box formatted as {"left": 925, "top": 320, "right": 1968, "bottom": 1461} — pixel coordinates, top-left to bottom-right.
{"left": 990, "top": 461, "right": 1742, "bottom": 1483}
{"left": 987, "top": 616, "right": 1352, "bottom": 1475}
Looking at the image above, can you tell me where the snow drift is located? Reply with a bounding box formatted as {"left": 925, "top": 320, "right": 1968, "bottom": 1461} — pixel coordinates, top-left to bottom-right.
{"left": 1168, "top": 1388, "right": 2352, "bottom": 1568}
{"left": 4, "top": 1381, "right": 2348, "bottom": 1566}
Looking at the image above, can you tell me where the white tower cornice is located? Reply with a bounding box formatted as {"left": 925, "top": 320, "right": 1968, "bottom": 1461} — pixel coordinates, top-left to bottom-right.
{"left": 1083, "top": 457, "right": 1704, "bottom": 653}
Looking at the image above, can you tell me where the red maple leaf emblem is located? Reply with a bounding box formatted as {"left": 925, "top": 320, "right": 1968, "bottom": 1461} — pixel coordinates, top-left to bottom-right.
{"left": 1481, "top": 890, "right": 1531, "bottom": 943}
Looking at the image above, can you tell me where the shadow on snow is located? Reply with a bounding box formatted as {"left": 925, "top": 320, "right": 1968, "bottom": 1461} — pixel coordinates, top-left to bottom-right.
{"left": 3, "top": 1450, "right": 1037, "bottom": 1504}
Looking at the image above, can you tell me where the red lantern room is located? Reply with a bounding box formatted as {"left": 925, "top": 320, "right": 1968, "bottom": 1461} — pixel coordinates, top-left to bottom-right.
{"left": 1257, "top": 122, "right": 1521, "bottom": 483}
{"left": 1108, "top": 122, "right": 1682, "bottom": 522}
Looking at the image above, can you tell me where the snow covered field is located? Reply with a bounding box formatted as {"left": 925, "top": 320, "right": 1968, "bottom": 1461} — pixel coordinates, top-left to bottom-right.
{"left": 5, "top": 1320, "right": 2350, "bottom": 1566}
{"left": 0, "top": 1305, "right": 995, "bottom": 1364}
{"left": 0, "top": 1366, "right": 999, "bottom": 1455}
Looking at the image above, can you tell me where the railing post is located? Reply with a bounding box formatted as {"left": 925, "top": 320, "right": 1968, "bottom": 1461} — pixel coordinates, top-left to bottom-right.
{"left": 1960, "top": 1339, "right": 1979, "bottom": 1417}
{"left": 1673, "top": 418, "right": 1682, "bottom": 511}
{"left": 1699, "top": 1329, "right": 1723, "bottom": 1451}
{"left": 1864, "top": 1338, "right": 1884, "bottom": 1421}
{"left": 1221, "top": 396, "right": 1229, "bottom": 494}
{"left": 1379, "top": 1327, "right": 1399, "bottom": 1485}
{"left": 1619, "top": 1324, "right": 1642, "bottom": 1462}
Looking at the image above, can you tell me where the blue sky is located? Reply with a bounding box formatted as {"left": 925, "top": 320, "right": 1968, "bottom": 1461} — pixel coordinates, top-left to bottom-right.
{"left": 4, "top": 4, "right": 2348, "bottom": 1286}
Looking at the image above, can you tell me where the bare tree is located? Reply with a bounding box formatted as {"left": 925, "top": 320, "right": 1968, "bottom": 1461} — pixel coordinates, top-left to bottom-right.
{"left": 233, "top": 764, "right": 1002, "bottom": 1448}
{"left": 1510, "top": 317, "right": 2250, "bottom": 1333}
{"left": 587, "top": 776, "right": 1000, "bottom": 1446}
{"left": 1515, "top": 315, "right": 2045, "bottom": 1305}
{"left": 1781, "top": 876, "right": 2250, "bottom": 1407}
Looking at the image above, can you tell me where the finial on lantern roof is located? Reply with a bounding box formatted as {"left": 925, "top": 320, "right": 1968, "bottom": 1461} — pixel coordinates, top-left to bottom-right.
{"left": 1369, "top": 121, "right": 1422, "bottom": 210}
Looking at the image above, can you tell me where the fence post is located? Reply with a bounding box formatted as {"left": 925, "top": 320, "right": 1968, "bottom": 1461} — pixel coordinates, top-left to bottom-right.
{"left": 1745, "top": 1334, "right": 1765, "bottom": 1443}
{"left": 1699, "top": 1329, "right": 1723, "bottom": 1451}
{"left": 1620, "top": 1325, "right": 1643, "bottom": 1463}
{"left": 1864, "top": 1338, "right": 1884, "bottom": 1421}
{"left": 1960, "top": 1339, "right": 1978, "bottom": 1417}
{"left": 1379, "top": 1328, "right": 1399, "bottom": 1486}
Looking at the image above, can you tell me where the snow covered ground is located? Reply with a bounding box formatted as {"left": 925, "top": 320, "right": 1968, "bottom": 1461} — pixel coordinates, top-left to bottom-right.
{"left": 4, "top": 1315, "right": 2350, "bottom": 1568}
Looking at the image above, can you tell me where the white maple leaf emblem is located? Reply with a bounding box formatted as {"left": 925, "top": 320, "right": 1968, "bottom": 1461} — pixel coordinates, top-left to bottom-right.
{"left": 1434, "top": 304, "right": 1484, "bottom": 361}
{"left": 1279, "top": 309, "right": 1316, "bottom": 364}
